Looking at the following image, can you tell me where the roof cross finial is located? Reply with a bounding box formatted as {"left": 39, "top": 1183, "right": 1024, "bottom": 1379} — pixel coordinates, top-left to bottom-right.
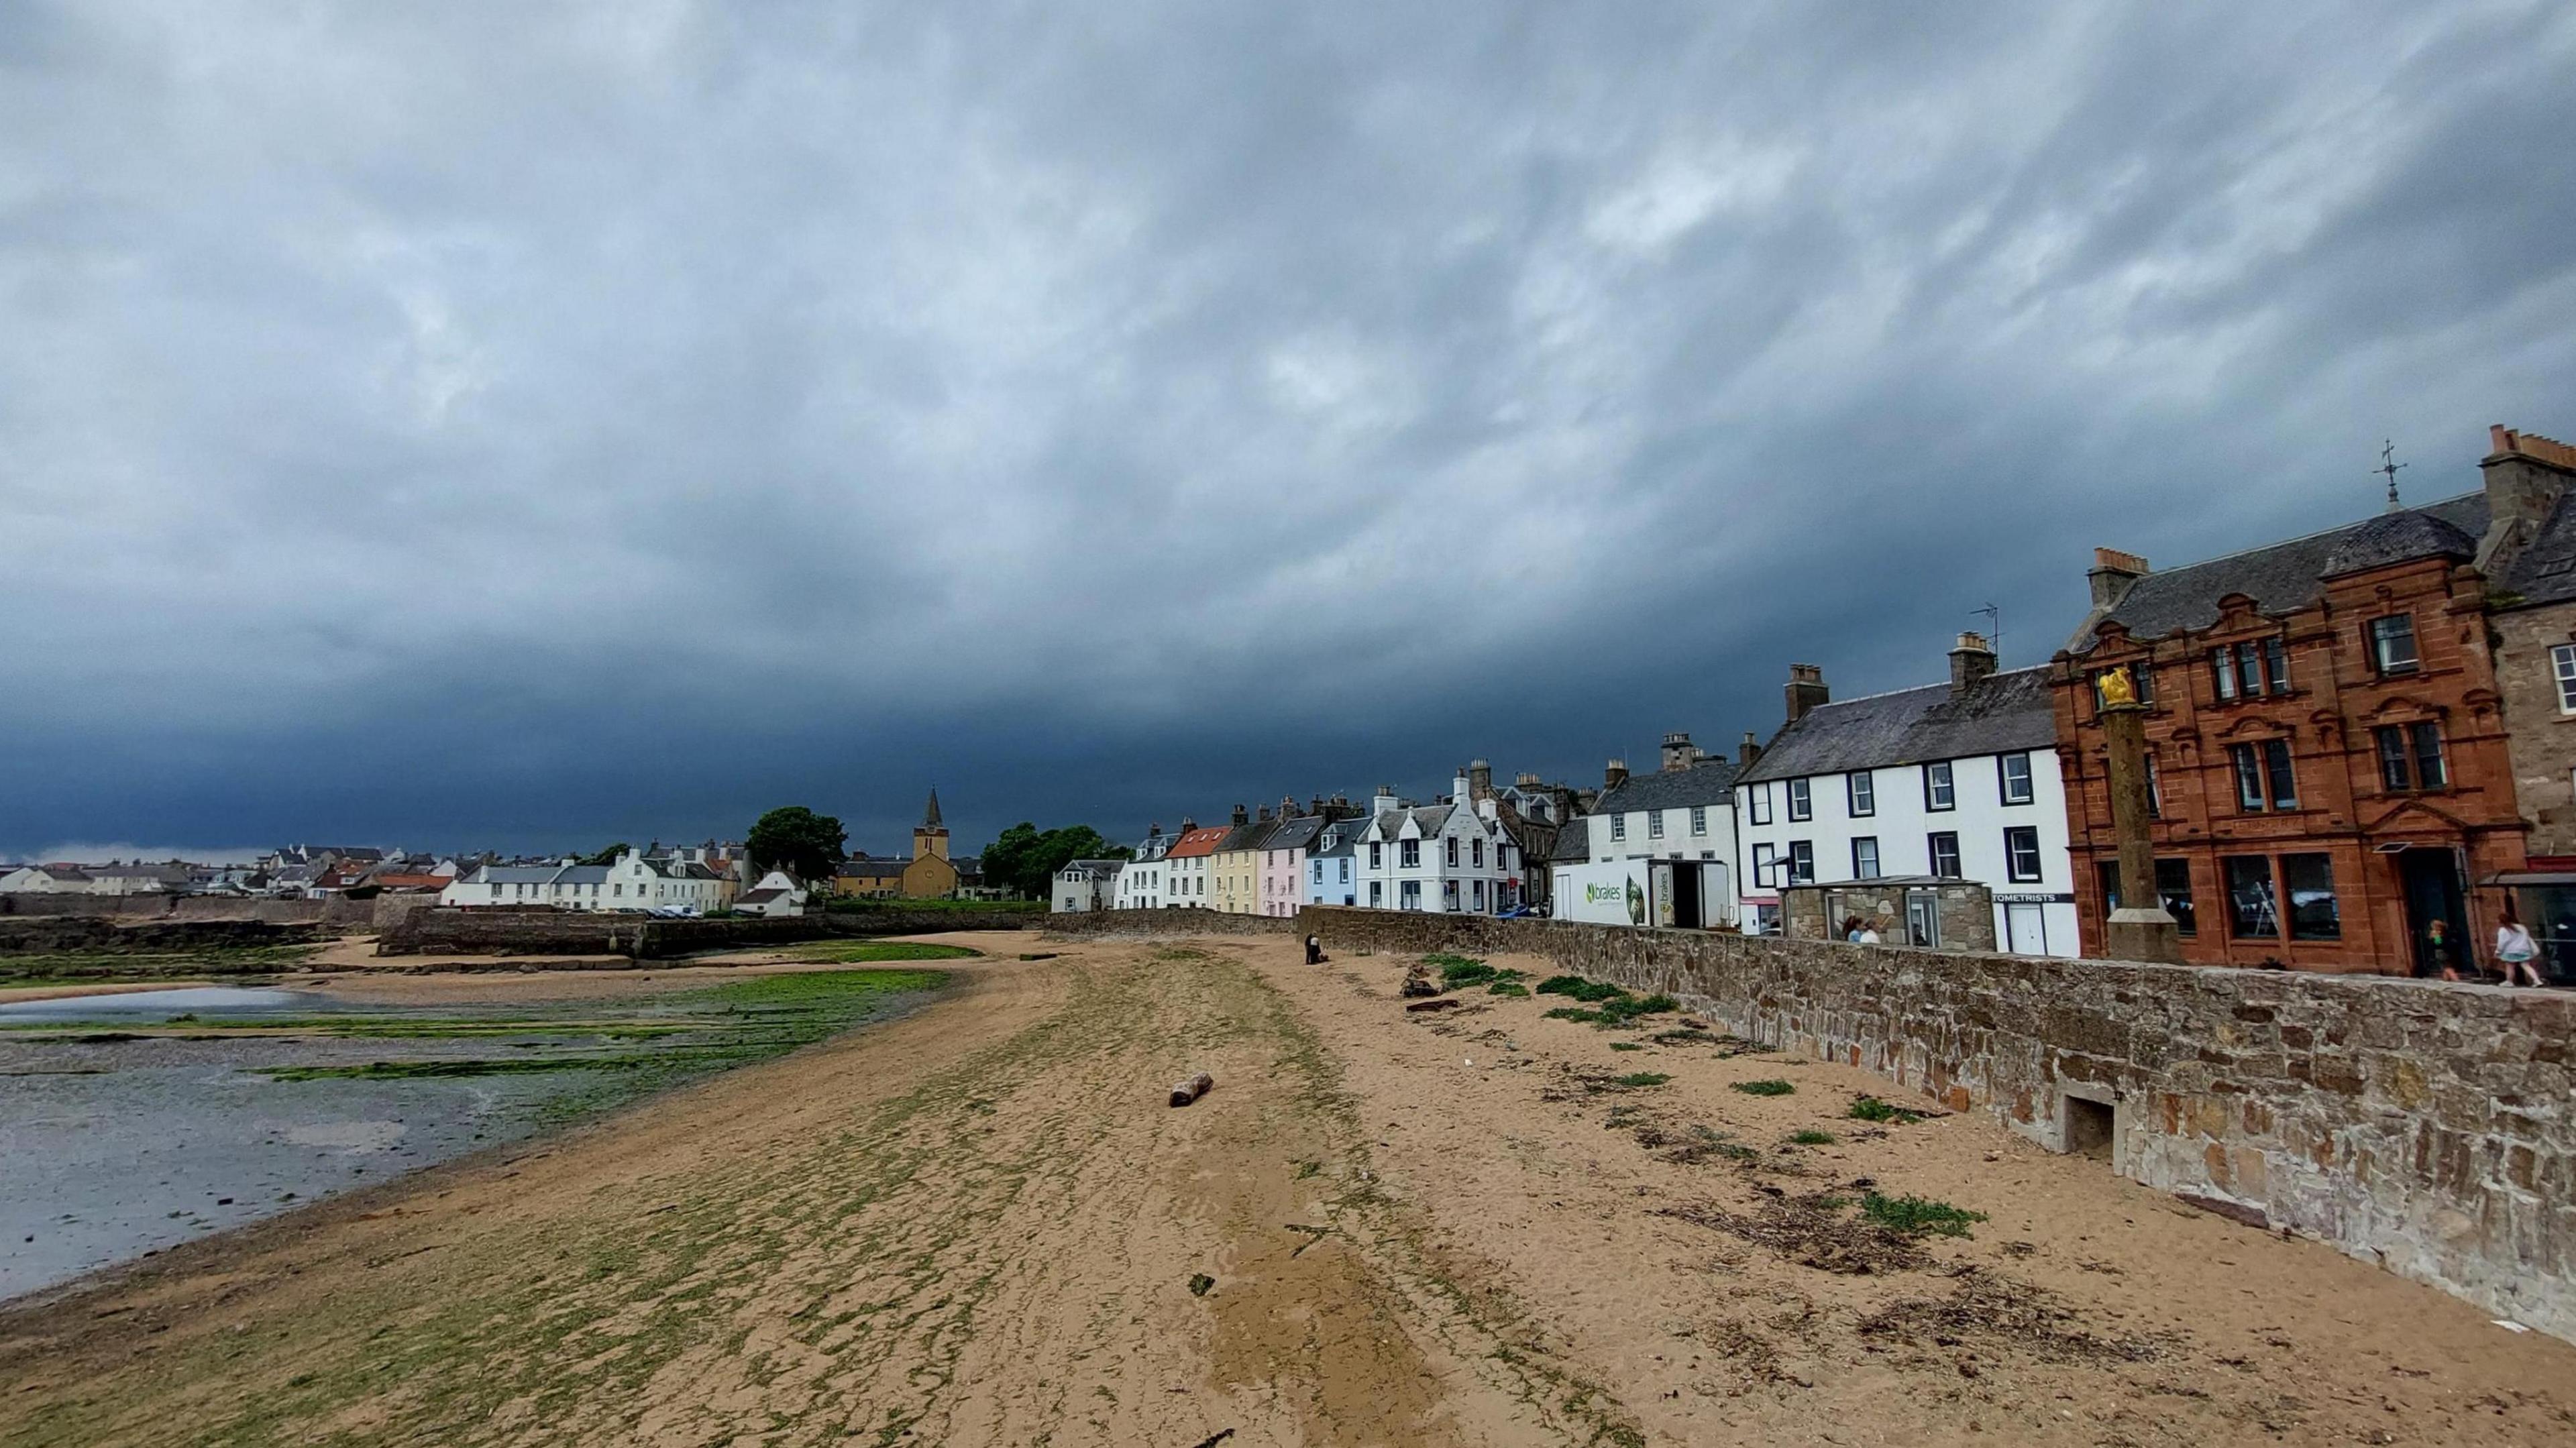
{"left": 2375, "top": 439, "right": 2409, "bottom": 512}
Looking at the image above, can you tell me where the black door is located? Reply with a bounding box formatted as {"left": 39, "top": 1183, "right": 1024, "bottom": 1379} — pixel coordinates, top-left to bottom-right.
{"left": 1672, "top": 862, "right": 1704, "bottom": 930}
{"left": 2398, "top": 848, "right": 2470, "bottom": 977}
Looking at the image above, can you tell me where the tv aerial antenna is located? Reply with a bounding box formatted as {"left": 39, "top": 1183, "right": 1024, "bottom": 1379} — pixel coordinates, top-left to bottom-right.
{"left": 1972, "top": 603, "right": 2002, "bottom": 663}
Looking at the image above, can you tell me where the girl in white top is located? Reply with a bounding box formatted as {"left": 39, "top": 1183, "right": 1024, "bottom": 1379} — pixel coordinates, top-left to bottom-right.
{"left": 2496, "top": 912, "right": 2545, "bottom": 987}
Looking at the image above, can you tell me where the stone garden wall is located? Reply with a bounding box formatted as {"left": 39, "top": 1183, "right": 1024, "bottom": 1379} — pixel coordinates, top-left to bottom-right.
{"left": 1051, "top": 905, "right": 2576, "bottom": 1342}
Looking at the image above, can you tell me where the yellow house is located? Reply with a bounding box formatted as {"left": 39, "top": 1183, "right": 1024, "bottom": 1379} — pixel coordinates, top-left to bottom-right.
{"left": 899, "top": 790, "right": 961, "bottom": 899}
{"left": 1208, "top": 809, "right": 1278, "bottom": 915}
{"left": 833, "top": 857, "right": 906, "bottom": 897}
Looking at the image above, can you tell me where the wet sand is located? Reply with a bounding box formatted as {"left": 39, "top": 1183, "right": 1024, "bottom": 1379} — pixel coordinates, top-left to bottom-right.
{"left": 1, "top": 932, "right": 2567, "bottom": 1446}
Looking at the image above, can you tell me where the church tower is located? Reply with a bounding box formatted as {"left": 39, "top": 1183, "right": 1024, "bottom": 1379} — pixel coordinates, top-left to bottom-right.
{"left": 912, "top": 789, "right": 951, "bottom": 862}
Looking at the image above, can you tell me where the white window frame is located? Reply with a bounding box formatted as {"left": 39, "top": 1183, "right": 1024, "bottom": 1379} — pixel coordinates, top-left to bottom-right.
{"left": 1752, "top": 842, "right": 1778, "bottom": 889}
{"left": 1788, "top": 777, "right": 1812, "bottom": 822}
{"left": 1648, "top": 812, "right": 1664, "bottom": 840}
{"left": 1747, "top": 783, "right": 1772, "bottom": 826}
{"left": 1689, "top": 805, "right": 1707, "bottom": 836}
{"left": 2003, "top": 826, "right": 2043, "bottom": 883}
{"left": 2000, "top": 752, "right": 2034, "bottom": 806}
{"left": 1847, "top": 771, "right": 1874, "bottom": 816}
{"left": 2555, "top": 643, "right": 2576, "bottom": 714}
{"left": 1924, "top": 761, "right": 1955, "bottom": 812}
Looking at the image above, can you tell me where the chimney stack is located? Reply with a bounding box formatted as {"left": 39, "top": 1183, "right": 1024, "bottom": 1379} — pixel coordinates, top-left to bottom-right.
{"left": 1659, "top": 731, "right": 1699, "bottom": 773}
{"left": 1515, "top": 771, "right": 1540, "bottom": 788}
{"left": 1605, "top": 758, "right": 1629, "bottom": 791}
{"left": 1469, "top": 759, "right": 1493, "bottom": 799}
{"left": 2479, "top": 425, "right": 2576, "bottom": 571}
{"left": 2089, "top": 547, "right": 2149, "bottom": 611}
{"left": 1785, "top": 664, "right": 1830, "bottom": 723}
{"left": 1949, "top": 631, "right": 1998, "bottom": 695}
{"left": 1452, "top": 768, "right": 1473, "bottom": 803}
{"left": 1739, "top": 731, "right": 1764, "bottom": 768}
{"left": 1230, "top": 803, "right": 1248, "bottom": 827}
{"left": 1256, "top": 803, "right": 1271, "bottom": 823}
{"left": 1372, "top": 785, "right": 1399, "bottom": 818}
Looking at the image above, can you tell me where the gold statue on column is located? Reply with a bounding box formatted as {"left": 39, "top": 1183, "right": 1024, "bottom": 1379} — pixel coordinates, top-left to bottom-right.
{"left": 2098, "top": 665, "right": 2137, "bottom": 708}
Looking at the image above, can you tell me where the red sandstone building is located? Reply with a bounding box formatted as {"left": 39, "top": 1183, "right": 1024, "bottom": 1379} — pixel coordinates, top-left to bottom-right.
{"left": 2051, "top": 465, "right": 2536, "bottom": 974}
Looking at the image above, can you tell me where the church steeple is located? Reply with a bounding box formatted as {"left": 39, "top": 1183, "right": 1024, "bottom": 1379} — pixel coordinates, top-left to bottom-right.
{"left": 912, "top": 788, "right": 950, "bottom": 862}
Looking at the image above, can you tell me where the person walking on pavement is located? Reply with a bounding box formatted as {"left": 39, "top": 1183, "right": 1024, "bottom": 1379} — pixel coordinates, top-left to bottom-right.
{"left": 2496, "top": 907, "right": 2546, "bottom": 987}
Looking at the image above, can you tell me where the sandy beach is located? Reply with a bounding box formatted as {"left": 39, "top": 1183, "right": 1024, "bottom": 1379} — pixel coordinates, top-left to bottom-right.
{"left": 1, "top": 930, "right": 2567, "bottom": 1446}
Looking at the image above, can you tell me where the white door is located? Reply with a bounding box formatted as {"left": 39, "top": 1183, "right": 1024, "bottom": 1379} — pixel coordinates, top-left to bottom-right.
{"left": 2006, "top": 902, "right": 2046, "bottom": 954}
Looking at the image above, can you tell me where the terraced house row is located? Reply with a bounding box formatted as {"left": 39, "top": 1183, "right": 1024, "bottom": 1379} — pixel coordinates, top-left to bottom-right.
{"left": 1061, "top": 425, "right": 2576, "bottom": 981}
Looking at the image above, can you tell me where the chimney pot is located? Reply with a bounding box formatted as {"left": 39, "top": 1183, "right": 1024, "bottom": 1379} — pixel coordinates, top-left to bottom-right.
{"left": 1231, "top": 803, "right": 1248, "bottom": 827}
{"left": 1605, "top": 758, "right": 1630, "bottom": 791}
{"left": 1738, "top": 730, "right": 1764, "bottom": 768}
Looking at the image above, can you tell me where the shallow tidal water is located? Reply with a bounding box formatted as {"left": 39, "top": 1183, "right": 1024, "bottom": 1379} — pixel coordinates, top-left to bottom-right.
{"left": 0, "top": 971, "right": 938, "bottom": 1300}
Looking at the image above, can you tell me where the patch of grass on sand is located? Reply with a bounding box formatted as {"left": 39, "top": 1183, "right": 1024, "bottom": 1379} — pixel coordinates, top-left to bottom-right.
{"left": 1861, "top": 1192, "right": 1987, "bottom": 1238}
{"left": 1534, "top": 975, "right": 1624, "bottom": 1002}
{"left": 783, "top": 940, "right": 982, "bottom": 964}
{"left": 1487, "top": 982, "right": 1529, "bottom": 997}
{"left": 1609, "top": 1042, "right": 1644, "bottom": 1052}
{"left": 1789, "top": 1128, "right": 1837, "bottom": 1146}
{"left": 1848, "top": 1095, "right": 1931, "bottom": 1124}
{"left": 1610, "top": 1072, "right": 1670, "bottom": 1089}
{"left": 1425, "top": 953, "right": 1494, "bottom": 989}
{"left": 1731, "top": 1078, "right": 1795, "bottom": 1097}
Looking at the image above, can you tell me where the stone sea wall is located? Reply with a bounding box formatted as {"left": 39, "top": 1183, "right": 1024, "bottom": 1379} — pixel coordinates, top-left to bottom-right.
{"left": 1055, "top": 905, "right": 2575, "bottom": 1343}
{"left": 378, "top": 906, "right": 1042, "bottom": 958}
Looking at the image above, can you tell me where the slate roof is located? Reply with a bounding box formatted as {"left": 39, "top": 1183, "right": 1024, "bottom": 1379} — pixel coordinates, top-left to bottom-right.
{"left": 471, "top": 865, "right": 567, "bottom": 885}
{"left": 2070, "top": 491, "right": 2487, "bottom": 653}
{"left": 2322, "top": 508, "right": 2479, "bottom": 577}
{"left": 1738, "top": 666, "right": 2057, "bottom": 783}
{"left": 1550, "top": 819, "right": 1593, "bottom": 862}
{"left": 2496, "top": 486, "right": 2576, "bottom": 610}
{"left": 1057, "top": 859, "right": 1126, "bottom": 881}
{"left": 1216, "top": 819, "right": 1278, "bottom": 853}
{"left": 1260, "top": 816, "right": 1327, "bottom": 853}
{"left": 1595, "top": 759, "right": 1739, "bottom": 814}
{"left": 1310, "top": 821, "right": 1364, "bottom": 860}
{"left": 1362, "top": 804, "right": 1454, "bottom": 840}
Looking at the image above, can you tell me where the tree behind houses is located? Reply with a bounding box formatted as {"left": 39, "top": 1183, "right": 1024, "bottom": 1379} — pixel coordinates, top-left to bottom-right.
{"left": 746, "top": 807, "right": 847, "bottom": 883}
{"left": 979, "top": 823, "right": 1131, "bottom": 900}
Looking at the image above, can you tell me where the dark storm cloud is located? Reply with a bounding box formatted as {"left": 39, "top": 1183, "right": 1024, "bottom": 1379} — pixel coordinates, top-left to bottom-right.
{"left": 4, "top": 1, "right": 2573, "bottom": 855}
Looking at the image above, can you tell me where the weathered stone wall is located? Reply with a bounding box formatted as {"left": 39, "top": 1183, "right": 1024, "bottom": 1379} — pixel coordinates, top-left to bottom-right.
{"left": 377, "top": 906, "right": 1040, "bottom": 958}
{"left": 1045, "top": 908, "right": 1303, "bottom": 939}
{"left": 0, "top": 916, "right": 326, "bottom": 958}
{"left": 1063, "top": 904, "right": 2575, "bottom": 1341}
{"left": 0, "top": 894, "right": 370, "bottom": 926}
{"left": 2493, "top": 604, "right": 2576, "bottom": 858}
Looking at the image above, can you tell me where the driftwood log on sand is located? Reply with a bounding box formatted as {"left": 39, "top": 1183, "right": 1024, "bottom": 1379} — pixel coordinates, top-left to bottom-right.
{"left": 1169, "top": 1072, "right": 1214, "bottom": 1107}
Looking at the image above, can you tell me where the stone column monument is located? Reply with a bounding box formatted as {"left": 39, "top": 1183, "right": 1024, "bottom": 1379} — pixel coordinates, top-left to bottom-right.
{"left": 2098, "top": 667, "right": 2183, "bottom": 963}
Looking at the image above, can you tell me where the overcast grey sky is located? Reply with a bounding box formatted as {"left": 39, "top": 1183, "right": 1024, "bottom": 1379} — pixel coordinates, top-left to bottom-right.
{"left": 5, "top": 1, "right": 2573, "bottom": 860}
